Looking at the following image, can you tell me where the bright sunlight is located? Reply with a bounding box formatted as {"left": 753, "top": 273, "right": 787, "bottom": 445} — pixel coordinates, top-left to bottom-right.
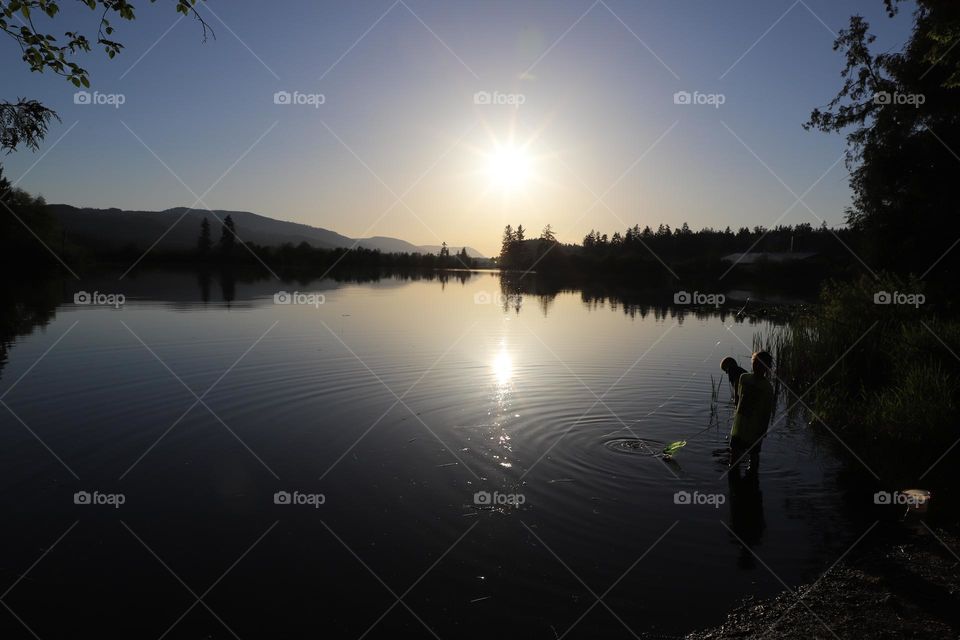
{"left": 492, "top": 348, "right": 513, "bottom": 385}
{"left": 485, "top": 143, "right": 532, "bottom": 192}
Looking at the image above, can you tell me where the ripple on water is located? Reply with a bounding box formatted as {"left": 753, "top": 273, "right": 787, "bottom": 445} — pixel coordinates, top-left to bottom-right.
{"left": 603, "top": 437, "right": 667, "bottom": 456}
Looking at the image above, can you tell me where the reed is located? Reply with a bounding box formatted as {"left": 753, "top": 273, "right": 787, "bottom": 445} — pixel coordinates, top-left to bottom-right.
{"left": 754, "top": 274, "right": 960, "bottom": 483}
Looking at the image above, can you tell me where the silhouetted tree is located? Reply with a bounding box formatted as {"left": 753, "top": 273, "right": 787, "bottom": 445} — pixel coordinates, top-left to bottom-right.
{"left": 515, "top": 224, "right": 525, "bottom": 241}
{"left": 806, "top": 0, "right": 960, "bottom": 274}
{"left": 0, "top": 166, "right": 59, "bottom": 268}
{"left": 540, "top": 224, "right": 556, "bottom": 243}
{"left": 583, "top": 230, "right": 596, "bottom": 249}
{"left": 219, "top": 214, "right": 236, "bottom": 257}
{"left": 197, "top": 217, "right": 212, "bottom": 256}
{"left": 500, "top": 225, "right": 515, "bottom": 265}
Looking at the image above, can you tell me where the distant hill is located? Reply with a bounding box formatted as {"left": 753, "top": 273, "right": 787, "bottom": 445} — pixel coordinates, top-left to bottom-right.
{"left": 47, "top": 205, "right": 485, "bottom": 258}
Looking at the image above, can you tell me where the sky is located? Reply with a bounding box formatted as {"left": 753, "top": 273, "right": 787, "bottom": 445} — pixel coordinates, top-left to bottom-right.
{"left": 1, "top": 0, "right": 915, "bottom": 256}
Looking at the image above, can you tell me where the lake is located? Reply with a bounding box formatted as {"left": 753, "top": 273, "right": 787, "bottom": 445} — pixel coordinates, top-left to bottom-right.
{"left": 0, "top": 270, "right": 869, "bottom": 638}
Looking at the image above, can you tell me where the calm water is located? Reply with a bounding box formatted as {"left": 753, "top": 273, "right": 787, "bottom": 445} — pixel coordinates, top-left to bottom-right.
{"left": 0, "top": 271, "right": 865, "bottom": 638}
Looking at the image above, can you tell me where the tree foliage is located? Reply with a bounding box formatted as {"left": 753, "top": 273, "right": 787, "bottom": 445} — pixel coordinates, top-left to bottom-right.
{"left": 1, "top": 0, "right": 212, "bottom": 153}
{"left": 0, "top": 97, "right": 57, "bottom": 153}
{"left": 805, "top": 0, "right": 960, "bottom": 274}
{"left": 0, "top": 165, "right": 59, "bottom": 268}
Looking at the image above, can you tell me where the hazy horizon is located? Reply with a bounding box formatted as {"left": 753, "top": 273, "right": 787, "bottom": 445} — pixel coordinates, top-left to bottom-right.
{"left": 1, "top": 0, "right": 914, "bottom": 256}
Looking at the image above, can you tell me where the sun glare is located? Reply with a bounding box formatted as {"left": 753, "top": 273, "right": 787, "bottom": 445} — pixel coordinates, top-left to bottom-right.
{"left": 486, "top": 144, "right": 532, "bottom": 191}
{"left": 492, "top": 349, "right": 513, "bottom": 385}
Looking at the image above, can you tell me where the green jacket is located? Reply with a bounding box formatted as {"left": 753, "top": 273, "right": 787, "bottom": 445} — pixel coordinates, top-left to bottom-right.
{"left": 730, "top": 373, "right": 774, "bottom": 444}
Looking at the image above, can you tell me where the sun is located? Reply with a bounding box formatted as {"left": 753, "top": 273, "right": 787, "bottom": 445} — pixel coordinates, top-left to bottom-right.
{"left": 486, "top": 143, "right": 532, "bottom": 191}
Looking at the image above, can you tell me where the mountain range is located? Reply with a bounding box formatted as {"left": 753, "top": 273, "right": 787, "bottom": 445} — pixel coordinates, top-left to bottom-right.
{"left": 47, "top": 205, "right": 486, "bottom": 258}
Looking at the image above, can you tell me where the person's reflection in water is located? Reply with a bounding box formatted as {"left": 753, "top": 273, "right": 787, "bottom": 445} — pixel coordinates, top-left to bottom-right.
{"left": 727, "top": 467, "right": 766, "bottom": 569}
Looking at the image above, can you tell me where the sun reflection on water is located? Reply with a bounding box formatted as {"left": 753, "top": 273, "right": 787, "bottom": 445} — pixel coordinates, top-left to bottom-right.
{"left": 486, "top": 345, "right": 517, "bottom": 472}
{"left": 492, "top": 348, "right": 513, "bottom": 386}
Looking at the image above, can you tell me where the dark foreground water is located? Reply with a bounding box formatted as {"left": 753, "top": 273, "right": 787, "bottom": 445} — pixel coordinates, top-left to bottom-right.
{"left": 0, "top": 270, "right": 867, "bottom": 638}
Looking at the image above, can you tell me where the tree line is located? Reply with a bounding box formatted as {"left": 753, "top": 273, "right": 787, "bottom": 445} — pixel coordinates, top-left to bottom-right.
{"left": 498, "top": 223, "right": 558, "bottom": 270}
{"left": 497, "top": 219, "right": 857, "bottom": 285}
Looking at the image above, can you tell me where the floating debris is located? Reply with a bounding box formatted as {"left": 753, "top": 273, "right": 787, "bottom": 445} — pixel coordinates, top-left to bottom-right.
{"left": 662, "top": 440, "right": 688, "bottom": 458}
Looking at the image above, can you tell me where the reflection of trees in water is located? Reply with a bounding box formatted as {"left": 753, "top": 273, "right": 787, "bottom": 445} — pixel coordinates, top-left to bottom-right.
{"left": 197, "top": 270, "right": 211, "bottom": 303}
{"left": 285, "top": 268, "right": 473, "bottom": 287}
{"left": 219, "top": 268, "right": 236, "bottom": 306}
{"left": 0, "top": 278, "right": 62, "bottom": 382}
{"left": 498, "top": 274, "right": 555, "bottom": 316}
{"left": 188, "top": 267, "right": 479, "bottom": 304}
{"left": 365, "top": 269, "right": 472, "bottom": 286}
{"left": 497, "top": 273, "right": 792, "bottom": 322}
{"left": 200, "top": 267, "right": 797, "bottom": 324}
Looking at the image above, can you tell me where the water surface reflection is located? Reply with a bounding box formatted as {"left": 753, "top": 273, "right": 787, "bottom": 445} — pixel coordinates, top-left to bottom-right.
{"left": 0, "top": 270, "right": 860, "bottom": 638}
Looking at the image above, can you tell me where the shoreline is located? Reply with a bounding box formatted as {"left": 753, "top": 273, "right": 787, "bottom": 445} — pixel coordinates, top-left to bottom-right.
{"left": 686, "top": 522, "right": 960, "bottom": 639}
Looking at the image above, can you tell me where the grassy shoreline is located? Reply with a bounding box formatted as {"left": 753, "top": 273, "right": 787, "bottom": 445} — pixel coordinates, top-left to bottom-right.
{"left": 753, "top": 275, "right": 960, "bottom": 490}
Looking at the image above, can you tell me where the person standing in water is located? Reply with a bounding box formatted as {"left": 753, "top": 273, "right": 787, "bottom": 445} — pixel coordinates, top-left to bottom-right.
{"left": 729, "top": 351, "right": 775, "bottom": 475}
{"left": 720, "top": 356, "right": 748, "bottom": 404}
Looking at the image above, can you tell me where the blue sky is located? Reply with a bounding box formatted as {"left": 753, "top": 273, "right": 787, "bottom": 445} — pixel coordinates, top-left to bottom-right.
{"left": 1, "top": 0, "right": 914, "bottom": 255}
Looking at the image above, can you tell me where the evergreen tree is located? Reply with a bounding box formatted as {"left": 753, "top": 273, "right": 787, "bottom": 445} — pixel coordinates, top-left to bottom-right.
{"left": 540, "top": 224, "right": 556, "bottom": 243}
{"left": 198, "top": 218, "right": 212, "bottom": 255}
{"left": 806, "top": 0, "right": 960, "bottom": 271}
{"left": 583, "top": 230, "right": 596, "bottom": 249}
{"left": 219, "top": 214, "right": 237, "bottom": 256}
{"left": 500, "top": 225, "right": 515, "bottom": 264}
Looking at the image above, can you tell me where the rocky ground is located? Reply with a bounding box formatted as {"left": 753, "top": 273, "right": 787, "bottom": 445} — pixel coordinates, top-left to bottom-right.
{"left": 686, "top": 523, "right": 960, "bottom": 639}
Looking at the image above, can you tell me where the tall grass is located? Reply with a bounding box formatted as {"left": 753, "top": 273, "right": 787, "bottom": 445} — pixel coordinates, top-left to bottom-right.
{"left": 754, "top": 274, "right": 960, "bottom": 484}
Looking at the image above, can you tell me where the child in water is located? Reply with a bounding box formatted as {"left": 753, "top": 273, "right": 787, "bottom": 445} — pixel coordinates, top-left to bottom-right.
{"left": 720, "top": 356, "right": 748, "bottom": 403}
{"left": 728, "top": 351, "right": 775, "bottom": 475}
